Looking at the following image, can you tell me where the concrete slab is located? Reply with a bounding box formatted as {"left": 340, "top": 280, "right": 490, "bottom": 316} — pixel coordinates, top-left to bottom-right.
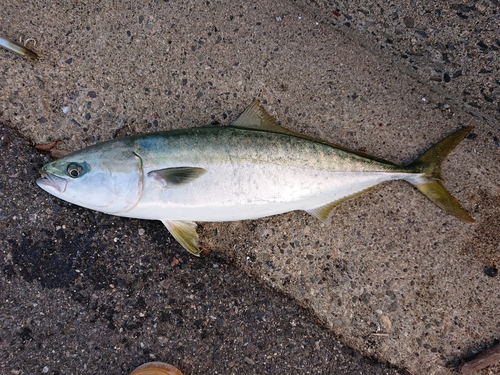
{"left": 1, "top": 1, "right": 499, "bottom": 374}
{"left": 292, "top": 0, "right": 500, "bottom": 129}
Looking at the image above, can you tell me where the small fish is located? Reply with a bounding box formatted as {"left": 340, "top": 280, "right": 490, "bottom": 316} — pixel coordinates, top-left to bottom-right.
{"left": 0, "top": 35, "right": 39, "bottom": 61}
{"left": 37, "top": 100, "right": 474, "bottom": 255}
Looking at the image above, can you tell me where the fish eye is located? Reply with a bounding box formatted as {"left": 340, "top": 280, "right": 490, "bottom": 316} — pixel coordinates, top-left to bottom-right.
{"left": 66, "top": 163, "right": 84, "bottom": 178}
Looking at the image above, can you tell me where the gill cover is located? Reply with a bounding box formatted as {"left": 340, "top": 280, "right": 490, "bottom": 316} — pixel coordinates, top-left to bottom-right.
{"left": 37, "top": 148, "right": 143, "bottom": 214}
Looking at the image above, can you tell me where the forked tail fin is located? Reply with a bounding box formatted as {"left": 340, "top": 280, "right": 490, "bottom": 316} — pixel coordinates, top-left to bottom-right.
{"left": 408, "top": 126, "right": 475, "bottom": 223}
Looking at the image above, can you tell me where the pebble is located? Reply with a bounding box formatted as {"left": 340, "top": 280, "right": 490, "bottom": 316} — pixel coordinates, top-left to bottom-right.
{"left": 380, "top": 314, "right": 392, "bottom": 331}
{"left": 244, "top": 357, "right": 255, "bottom": 365}
{"left": 484, "top": 266, "right": 498, "bottom": 278}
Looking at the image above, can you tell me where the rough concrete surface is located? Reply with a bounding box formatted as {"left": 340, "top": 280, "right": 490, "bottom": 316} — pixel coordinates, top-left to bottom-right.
{"left": 293, "top": 0, "right": 500, "bottom": 129}
{"left": 0, "top": 1, "right": 499, "bottom": 374}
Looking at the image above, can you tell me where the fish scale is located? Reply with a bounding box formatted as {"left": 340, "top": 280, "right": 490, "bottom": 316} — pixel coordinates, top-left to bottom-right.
{"left": 135, "top": 126, "right": 398, "bottom": 172}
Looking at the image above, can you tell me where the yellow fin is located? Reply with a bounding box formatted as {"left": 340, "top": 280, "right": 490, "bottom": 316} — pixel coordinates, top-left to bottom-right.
{"left": 230, "top": 99, "right": 292, "bottom": 134}
{"left": 306, "top": 187, "right": 376, "bottom": 224}
{"left": 414, "top": 181, "right": 474, "bottom": 223}
{"left": 306, "top": 201, "right": 341, "bottom": 225}
{"left": 162, "top": 220, "right": 201, "bottom": 256}
{"left": 409, "top": 126, "right": 475, "bottom": 223}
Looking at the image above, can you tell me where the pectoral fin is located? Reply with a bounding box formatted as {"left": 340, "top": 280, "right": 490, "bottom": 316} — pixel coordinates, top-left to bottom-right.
{"left": 148, "top": 167, "right": 207, "bottom": 188}
{"left": 162, "top": 220, "right": 201, "bottom": 256}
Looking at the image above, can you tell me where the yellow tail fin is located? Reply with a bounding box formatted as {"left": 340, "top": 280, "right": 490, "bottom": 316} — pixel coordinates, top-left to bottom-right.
{"left": 409, "top": 127, "right": 475, "bottom": 223}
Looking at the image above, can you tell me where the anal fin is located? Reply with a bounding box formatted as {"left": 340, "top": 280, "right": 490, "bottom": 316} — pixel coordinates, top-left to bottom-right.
{"left": 306, "top": 187, "right": 376, "bottom": 224}
{"left": 306, "top": 201, "right": 343, "bottom": 225}
{"left": 162, "top": 220, "right": 201, "bottom": 256}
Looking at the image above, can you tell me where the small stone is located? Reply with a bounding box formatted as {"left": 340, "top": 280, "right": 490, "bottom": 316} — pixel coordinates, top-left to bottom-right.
{"left": 415, "top": 30, "right": 428, "bottom": 38}
{"left": 158, "top": 336, "right": 168, "bottom": 345}
{"left": 484, "top": 266, "right": 498, "bottom": 277}
{"left": 360, "top": 290, "right": 371, "bottom": 304}
{"left": 476, "top": 3, "right": 488, "bottom": 12}
{"left": 451, "top": 4, "right": 475, "bottom": 13}
{"left": 380, "top": 314, "right": 392, "bottom": 331}
{"left": 403, "top": 16, "right": 414, "bottom": 28}
{"left": 87, "top": 91, "right": 97, "bottom": 98}
{"left": 477, "top": 41, "right": 489, "bottom": 50}
{"left": 171, "top": 257, "right": 180, "bottom": 267}
{"left": 138, "top": 228, "right": 145, "bottom": 236}
{"left": 244, "top": 357, "right": 255, "bottom": 365}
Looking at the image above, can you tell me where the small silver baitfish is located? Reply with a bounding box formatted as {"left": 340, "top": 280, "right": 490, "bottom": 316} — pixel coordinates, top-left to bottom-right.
{"left": 37, "top": 100, "right": 474, "bottom": 255}
{"left": 0, "top": 36, "right": 39, "bottom": 61}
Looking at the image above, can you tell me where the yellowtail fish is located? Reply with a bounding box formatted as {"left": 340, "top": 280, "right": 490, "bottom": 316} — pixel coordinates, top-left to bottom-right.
{"left": 37, "top": 100, "right": 474, "bottom": 255}
{"left": 0, "top": 35, "right": 39, "bottom": 61}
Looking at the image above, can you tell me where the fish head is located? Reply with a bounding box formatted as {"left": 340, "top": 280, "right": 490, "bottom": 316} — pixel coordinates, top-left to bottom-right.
{"left": 37, "top": 145, "right": 143, "bottom": 214}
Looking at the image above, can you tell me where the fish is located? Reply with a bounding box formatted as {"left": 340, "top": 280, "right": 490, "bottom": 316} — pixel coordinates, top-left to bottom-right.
{"left": 0, "top": 35, "right": 39, "bottom": 61}
{"left": 37, "top": 100, "right": 474, "bottom": 256}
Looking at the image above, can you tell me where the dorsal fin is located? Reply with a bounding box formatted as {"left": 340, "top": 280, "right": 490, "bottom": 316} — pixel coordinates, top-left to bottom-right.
{"left": 232, "top": 100, "right": 396, "bottom": 165}
{"left": 230, "top": 99, "right": 295, "bottom": 134}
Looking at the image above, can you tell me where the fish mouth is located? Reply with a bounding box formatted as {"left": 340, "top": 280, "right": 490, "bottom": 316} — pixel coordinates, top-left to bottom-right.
{"left": 37, "top": 172, "right": 68, "bottom": 193}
